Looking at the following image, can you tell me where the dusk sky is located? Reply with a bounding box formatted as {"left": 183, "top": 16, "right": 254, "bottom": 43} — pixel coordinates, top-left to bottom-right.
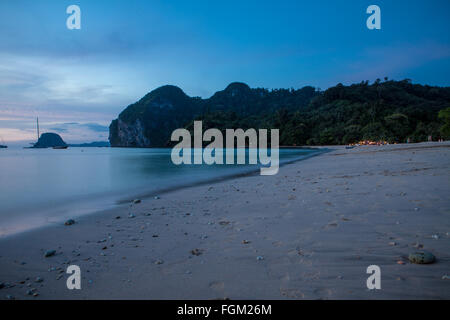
{"left": 0, "top": 0, "right": 449, "bottom": 143}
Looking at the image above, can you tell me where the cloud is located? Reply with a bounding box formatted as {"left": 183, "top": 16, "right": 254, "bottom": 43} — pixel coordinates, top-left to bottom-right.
{"left": 0, "top": 120, "right": 110, "bottom": 144}
{"left": 49, "top": 122, "right": 109, "bottom": 133}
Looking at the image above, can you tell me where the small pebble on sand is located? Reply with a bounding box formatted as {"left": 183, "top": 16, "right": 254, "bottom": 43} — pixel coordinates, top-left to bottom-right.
{"left": 64, "top": 219, "right": 75, "bottom": 226}
{"left": 409, "top": 251, "right": 435, "bottom": 264}
{"left": 44, "top": 250, "right": 56, "bottom": 258}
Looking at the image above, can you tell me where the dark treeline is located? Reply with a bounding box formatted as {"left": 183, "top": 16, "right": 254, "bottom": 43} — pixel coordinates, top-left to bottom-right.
{"left": 188, "top": 79, "right": 450, "bottom": 145}
{"left": 110, "top": 80, "right": 450, "bottom": 147}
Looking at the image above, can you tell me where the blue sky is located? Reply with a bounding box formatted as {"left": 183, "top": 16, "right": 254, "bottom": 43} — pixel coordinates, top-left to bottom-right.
{"left": 0, "top": 0, "right": 449, "bottom": 143}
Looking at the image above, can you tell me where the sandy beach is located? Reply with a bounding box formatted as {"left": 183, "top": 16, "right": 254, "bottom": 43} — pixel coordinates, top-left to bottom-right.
{"left": 0, "top": 142, "right": 449, "bottom": 300}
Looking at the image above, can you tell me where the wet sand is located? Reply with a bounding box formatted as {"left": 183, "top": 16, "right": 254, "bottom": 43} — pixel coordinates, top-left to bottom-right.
{"left": 0, "top": 142, "right": 449, "bottom": 299}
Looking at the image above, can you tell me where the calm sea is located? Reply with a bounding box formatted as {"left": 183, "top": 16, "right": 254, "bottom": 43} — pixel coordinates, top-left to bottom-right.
{"left": 0, "top": 147, "right": 321, "bottom": 236}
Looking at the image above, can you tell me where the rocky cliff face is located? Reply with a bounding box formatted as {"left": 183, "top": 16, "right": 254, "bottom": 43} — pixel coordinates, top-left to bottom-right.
{"left": 108, "top": 82, "right": 318, "bottom": 147}
{"left": 110, "top": 118, "right": 150, "bottom": 147}
{"left": 109, "top": 81, "right": 450, "bottom": 146}
{"left": 109, "top": 85, "right": 201, "bottom": 147}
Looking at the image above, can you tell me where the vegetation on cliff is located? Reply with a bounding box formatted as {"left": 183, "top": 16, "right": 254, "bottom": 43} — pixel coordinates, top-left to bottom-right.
{"left": 109, "top": 79, "right": 450, "bottom": 147}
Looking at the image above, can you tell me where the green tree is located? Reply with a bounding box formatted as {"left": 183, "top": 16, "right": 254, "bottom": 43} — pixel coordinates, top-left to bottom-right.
{"left": 438, "top": 107, "right": 450, "bottom": 140}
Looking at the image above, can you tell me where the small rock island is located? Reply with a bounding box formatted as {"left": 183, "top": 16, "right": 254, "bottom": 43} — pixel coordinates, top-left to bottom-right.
{"left": 33, "top": 133, "right": 68, "bottom": 148}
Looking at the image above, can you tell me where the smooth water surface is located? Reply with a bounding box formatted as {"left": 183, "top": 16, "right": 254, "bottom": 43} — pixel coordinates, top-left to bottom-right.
{"left": 0, "top": 147, "right": 321, "bottom": 236}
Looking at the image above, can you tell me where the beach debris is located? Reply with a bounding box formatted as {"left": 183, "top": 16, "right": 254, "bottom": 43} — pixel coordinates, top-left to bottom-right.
{"left": 389, "top": 242, "right": 397, "bottom": 246}
{"left": 397, "top": 260, "right": 406, "bottom": 265}
{"left": 218, "top": 221, "right": 230, "bottom": 226}
{"left": 5, "top": 294, "right": 15, "bottom": 300}
{"left": 408, "top": 251, "right": 436, "bottom": 264}
{"left": 256, "top": 256, "right": 264, "bottom": 261}
{"left": 34, "top": 277, "right": 43, "bottom": 283}
{"left": 0, "top": 282, "right": 4, "bottom": 289}
{"left": 154, "top": 196, "right": 160, "bottom": 200}
{"left": 412, "top": 242, "right": 424, "bottom": 249}
{"left": 44, "top": 250, "right": 56, "bottom": 258}
{"left": 414, "top": 207, "right": 420, "bottom": 211}
{"left": 26, "top": 288, "right": 37, "bottom": 296}
{"left": 327, "top": 222, "right": 338, "bottom": 227}
{"left": 102, "top": 246, "right": 107, "bottom": 250}
{"left": 152, "top": 234, "right": 159, "bottom": 238}
{"left": 442, "top": 275, "right": 450, "bottom": 280}
{"left": 133, "top": 199, "right": 141, "bottom": 204}
{"left": 242, "top": 240, "right": 251, "bottom": 244}
{"left": 288, "top": 195, "right": 296, "bottom": 200}
{"left": 128, "top": 213, "right": 135, "bottom": 219}
{"left": 115, "top": 216, "right": 121, "bottom": 219}
{"left": 191, "top": 248, "right": 203, "bottom": 256}
{"left": 154, "top": 259, "right": 164, "bottom": 265}
{"left": 64, "top": 219, "right": 75, "bottom": 226}
{"left": 431, "top": 234, "right": 439, "bottom": 240}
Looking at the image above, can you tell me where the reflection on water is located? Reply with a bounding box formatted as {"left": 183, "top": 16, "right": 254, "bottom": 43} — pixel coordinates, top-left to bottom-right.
{"left": 0, "top": 147, "right": 321, "bottom": 236}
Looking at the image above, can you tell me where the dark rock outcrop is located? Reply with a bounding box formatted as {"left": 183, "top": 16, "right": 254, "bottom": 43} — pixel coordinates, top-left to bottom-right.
{"left": 109, "top": 80, "right": 450, "bottom": 147}
{"left": 109, "top": 82, "right": 318, "bottom": 147}
{"left": 33, "top": 133, "right": 67, "bottom": 148}
{"left": 109, "top": 85, "right": 200, "bottom": 147}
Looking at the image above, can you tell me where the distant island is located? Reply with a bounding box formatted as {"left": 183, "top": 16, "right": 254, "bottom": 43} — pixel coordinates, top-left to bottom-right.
{"left": 28, "top": 132, "right": 109, "bottom": 149}
{"left": 33, "top": 132, "right": 67, "bottom": 148}
{"left": 69, "top": 141, "right": 110, "bottom": 147}
{"left": 109, "top": 79, "right": 450, "bottom": 147}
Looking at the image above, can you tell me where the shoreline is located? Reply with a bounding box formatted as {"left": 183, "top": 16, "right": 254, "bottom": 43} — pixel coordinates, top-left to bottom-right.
{"left": 0, "top": 141, "right": 449, "bottom": 299}
{"left": 0, "top": 147, "right": 326, "bottom": 238}
{"left": 116, "top": 147, "right": 330, "bottom": 204}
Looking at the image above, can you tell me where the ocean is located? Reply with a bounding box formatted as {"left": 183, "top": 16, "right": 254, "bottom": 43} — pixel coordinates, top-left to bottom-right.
{"left": 0, "top": 147, "right": 322, "bottom": 236}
